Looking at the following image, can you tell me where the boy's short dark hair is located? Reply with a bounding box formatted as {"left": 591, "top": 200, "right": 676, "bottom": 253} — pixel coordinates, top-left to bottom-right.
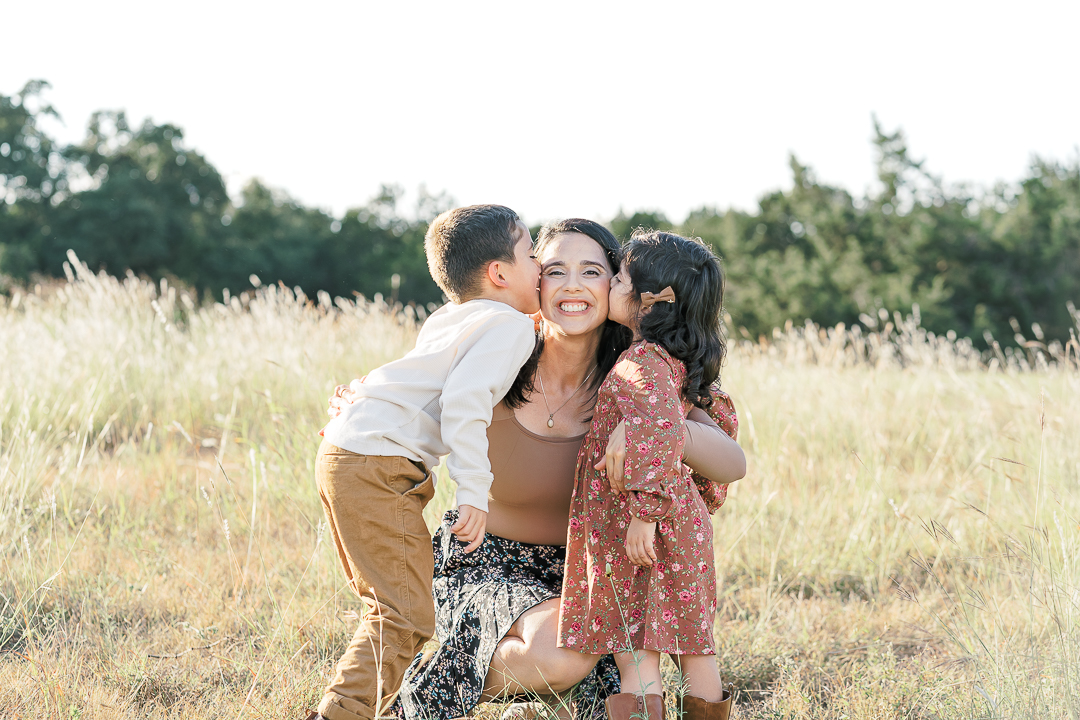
{"left": 425, "top": 205, "right": 523, "bottom": 303}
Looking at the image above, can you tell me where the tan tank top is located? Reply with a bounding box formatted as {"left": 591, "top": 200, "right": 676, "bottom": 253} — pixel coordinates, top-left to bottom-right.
{"left": 484, "top": 401, "right": 585, "bottom": 546}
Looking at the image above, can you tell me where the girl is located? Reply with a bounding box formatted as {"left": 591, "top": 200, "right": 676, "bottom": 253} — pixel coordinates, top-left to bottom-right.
{"left": 558, "top": 231, "right": 743, "bottom": 720}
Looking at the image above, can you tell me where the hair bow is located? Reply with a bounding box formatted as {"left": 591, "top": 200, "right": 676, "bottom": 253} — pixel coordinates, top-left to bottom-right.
{"left": 640, "top": 286, "right": 676, "bottom": 307}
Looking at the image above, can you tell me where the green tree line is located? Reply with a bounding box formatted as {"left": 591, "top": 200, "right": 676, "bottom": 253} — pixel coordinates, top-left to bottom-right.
{"left": 3, "top": 80, "right": 1079, "bottom": 346}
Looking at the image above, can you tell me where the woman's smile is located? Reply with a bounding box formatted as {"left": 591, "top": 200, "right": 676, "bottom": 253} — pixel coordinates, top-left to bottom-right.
{"left": 556, "top": 300, "right": 592, "bottom": 315}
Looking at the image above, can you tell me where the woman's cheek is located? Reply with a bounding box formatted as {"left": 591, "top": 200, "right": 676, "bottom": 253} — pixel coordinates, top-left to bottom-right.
{"left": 538, "top": 276, "right": 559, "bottom": 310}
{"left": 592, "top": 279, "right": 611, "bottom": 319}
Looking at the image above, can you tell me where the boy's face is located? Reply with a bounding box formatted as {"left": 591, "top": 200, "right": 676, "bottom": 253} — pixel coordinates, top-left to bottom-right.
{"left": 502, "top": 223, "right": 541, "bottom": 314}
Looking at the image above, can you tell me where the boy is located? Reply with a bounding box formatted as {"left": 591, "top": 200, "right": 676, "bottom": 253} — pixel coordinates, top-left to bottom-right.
{"left": 309, "top": 205, "right": 541, "bottom": 720}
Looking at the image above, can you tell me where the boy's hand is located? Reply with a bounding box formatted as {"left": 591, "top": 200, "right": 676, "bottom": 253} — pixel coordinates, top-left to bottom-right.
{"left": 625, "top": 517, "right": 657, "bottom": 567}
{"left": 450, "top": 504, "right": 487, "bottom": 553}
{"left": 594, "top": 420, "right": 627, "bottom": 493}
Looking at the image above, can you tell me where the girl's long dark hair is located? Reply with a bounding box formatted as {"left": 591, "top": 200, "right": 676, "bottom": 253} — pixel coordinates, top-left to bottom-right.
{"left": 503, "top": 219, "right": 632, "bottom": 411}
{"left": 625, "top": 230, "right": 727, "bottom": 409}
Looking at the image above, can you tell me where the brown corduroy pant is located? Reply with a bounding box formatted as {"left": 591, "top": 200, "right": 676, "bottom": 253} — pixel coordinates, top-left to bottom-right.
{"left": 315, "top": 440, "right": 437, "bottom": 720}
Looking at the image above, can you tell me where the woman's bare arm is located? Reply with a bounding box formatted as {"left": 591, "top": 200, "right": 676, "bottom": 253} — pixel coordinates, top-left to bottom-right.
{"left": 682, "top": 407, "right": 746, "bottom": 484}
{"left": 598, "top": 409, "right": 746, "bottom": 493}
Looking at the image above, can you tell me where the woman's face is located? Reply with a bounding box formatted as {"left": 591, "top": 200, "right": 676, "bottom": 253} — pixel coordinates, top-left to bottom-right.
{"left": 537, "top": 232, "right": 613, "bottom": 337}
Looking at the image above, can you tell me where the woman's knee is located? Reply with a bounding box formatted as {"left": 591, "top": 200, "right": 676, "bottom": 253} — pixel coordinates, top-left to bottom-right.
{"left": 503, "top": 599, "right": 599, "bottom": 691}
{"left": 532, "top": 649, "right": 599, "bottom": 692}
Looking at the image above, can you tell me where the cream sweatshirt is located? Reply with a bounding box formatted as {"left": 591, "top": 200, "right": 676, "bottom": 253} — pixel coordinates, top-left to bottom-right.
{"left": 322, "top": 299, "right": 536, "bottom": 512}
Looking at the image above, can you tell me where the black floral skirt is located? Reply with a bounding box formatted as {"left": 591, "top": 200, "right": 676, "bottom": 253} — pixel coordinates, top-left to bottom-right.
{"left": 390, "top": 510, "right": 620, "bottom": 720}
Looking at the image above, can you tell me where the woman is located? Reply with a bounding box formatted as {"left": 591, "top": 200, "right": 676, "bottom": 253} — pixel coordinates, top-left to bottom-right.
{"left": 330, "top": 220, "right": 745, "bottom": 720}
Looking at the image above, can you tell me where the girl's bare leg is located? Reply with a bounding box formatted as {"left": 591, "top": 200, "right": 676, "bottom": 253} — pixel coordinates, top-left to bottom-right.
{"left": 673, "top": 655, "right": 724, "bottom": 702}
{"left": 482, "top": 598, "right": 602, "bottom": 698}
{"left": 614, "top": 650, "right": 662, "bottom": 695}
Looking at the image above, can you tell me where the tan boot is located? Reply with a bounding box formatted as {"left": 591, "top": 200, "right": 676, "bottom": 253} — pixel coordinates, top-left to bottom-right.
{"left": 680, "top": 691, "right": 732, "bottom": 720}
{"left": 605, "top": 693, "right": 665, "bottom": 720}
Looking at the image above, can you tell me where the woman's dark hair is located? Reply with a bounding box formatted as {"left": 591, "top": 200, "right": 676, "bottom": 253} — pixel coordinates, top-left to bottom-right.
{"left": 503, "top": 218, "right": 632, "bottom": 411}
{"left": 624, "top": 230, "right": 726, "bottom": 409}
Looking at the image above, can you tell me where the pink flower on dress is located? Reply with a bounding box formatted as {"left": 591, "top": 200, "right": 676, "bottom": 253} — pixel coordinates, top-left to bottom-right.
{"left": 631, "top": 608, "right": 642, "bottom": 620}
{"left": 571, "top": 622, "right": 582, "bottom": 632}
{"left": 592, "top": 616, "right": 603, "bottom": 630}
{"left": 651, "top": 457, "right": 663, "bottom": 467}
{"left": 671, "top": 562, "right": 682, "bottom": 572}
{"left": 694, "top": 517, "right": 703, "bottom": 527}
{"left": 567, "top": 636, "right": 578, "bottom": 647}
{"left": 679, "top": 590, "right": 693, "bottom": 602}
{"left": 662, "top": 609, "right": 676, "bottom": 623}
{"left": 637, "top": 443, "right": 649, "bottom": 453}
{"left": 569, "top": 517, "right": 581, "bottom": 530}
{"left": 590, "top": 530, "right": 601, "bottom": 544}
{"left": 696, "top": 532, "right": 705, "bottom": 542}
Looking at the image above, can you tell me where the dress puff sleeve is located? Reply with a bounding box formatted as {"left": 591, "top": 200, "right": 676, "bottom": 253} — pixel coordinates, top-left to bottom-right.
{"left": 687, "top": 384, "right": 738, "bottom": 514}
{"left": 612, "top": 343, "right": 687, "bottom": 522}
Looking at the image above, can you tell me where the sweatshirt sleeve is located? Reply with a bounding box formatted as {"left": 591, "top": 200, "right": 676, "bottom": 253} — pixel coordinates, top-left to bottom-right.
{"left": 441, "top": 314, "right": 537, "bottom": 512}
{"left": 613, "top": 344, "right": 686, "bottom": 522}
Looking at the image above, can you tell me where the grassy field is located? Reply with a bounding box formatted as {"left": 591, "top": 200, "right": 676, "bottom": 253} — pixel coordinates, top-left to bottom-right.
{"left": 1, "top": 257, "right": 1079, "bottom": 719}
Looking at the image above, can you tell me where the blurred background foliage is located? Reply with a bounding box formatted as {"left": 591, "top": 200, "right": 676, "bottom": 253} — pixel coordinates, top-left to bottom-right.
{"left": 2, "top": 80, "right": 1078, "bottom": 346}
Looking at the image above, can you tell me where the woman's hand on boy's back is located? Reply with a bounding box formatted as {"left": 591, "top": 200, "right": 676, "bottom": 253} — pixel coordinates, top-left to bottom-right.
{"left": 450, "top": 505, "right": 487, "bottom": 553}
{"left": 325, "top": 378, "right": 365, "bottom": 418}
{"left": 625, "top": 517, "right": 657, "bottom": 567}
{"left": 319, "top": 379, "right": 364, "bottom": 436}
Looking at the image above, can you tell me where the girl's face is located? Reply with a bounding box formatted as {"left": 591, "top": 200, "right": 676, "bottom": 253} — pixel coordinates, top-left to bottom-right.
{"left": 537, "top": 232, "right": 613, "bottom": 338}
{"left": 607, "top": 262, "right": 637, "bottom": 331}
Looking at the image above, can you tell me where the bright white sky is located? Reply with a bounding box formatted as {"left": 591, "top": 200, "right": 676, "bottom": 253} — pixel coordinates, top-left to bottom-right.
{"left": 4, "top": 0, "right": 1078, "bottom": 225}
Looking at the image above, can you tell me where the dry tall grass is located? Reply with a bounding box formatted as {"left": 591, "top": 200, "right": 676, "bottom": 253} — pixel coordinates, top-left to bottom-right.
{"left": 1, "top": 254, "right": 1078, "bottom": 719}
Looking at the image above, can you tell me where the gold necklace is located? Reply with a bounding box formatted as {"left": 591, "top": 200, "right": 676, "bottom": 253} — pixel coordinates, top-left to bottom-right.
{"left": 537, "top": 365, "right": 597, "bottom": 428}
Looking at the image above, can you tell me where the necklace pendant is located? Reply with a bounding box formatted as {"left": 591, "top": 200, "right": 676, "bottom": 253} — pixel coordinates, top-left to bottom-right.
{"left": 547, "top": 416, "right": 555, "bottom": 428}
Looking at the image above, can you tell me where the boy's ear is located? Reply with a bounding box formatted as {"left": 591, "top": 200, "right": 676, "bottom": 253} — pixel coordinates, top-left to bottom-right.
{"left": 486, "top": 260, "right": 510, "bottom": 289}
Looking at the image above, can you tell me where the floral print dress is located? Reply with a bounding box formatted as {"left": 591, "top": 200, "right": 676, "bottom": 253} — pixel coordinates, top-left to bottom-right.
{"left": 557, "top": 341, "right": 738, "bottom": 655}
